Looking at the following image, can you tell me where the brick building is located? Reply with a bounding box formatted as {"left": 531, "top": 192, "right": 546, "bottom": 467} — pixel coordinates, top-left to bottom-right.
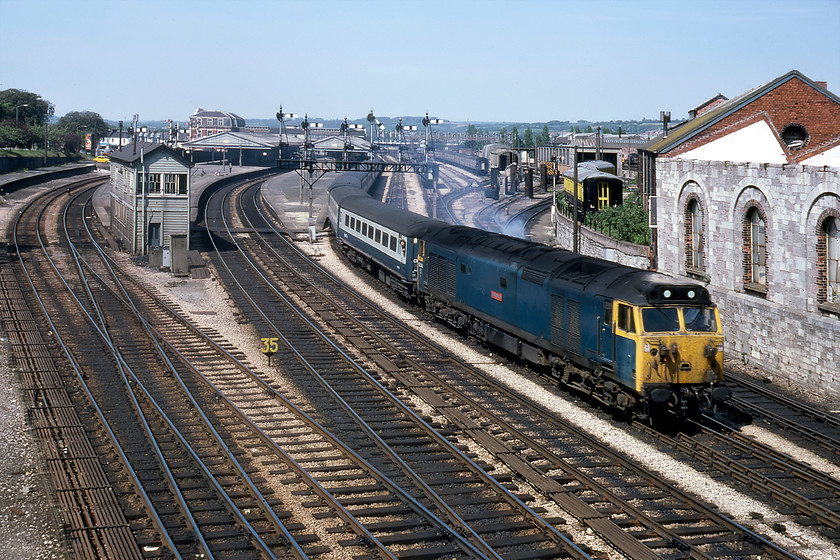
{"left": 188, "top": 108, "right": 246, "bottom": 140}
{"left": 640, "top": 70, "right": 840, "bottom": 402}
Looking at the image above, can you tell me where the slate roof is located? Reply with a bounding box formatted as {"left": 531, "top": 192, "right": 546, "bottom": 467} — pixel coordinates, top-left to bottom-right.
{"left": 642, "top": 70, "right": 840, "bottom": 155}
{"left": 109, "top": 141, "right": 190, "bottom": 167}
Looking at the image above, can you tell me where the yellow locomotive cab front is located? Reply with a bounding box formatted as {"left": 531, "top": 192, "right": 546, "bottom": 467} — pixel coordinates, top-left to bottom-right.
{"left": 636, "top": 304, "right": 729, "bottom": 409}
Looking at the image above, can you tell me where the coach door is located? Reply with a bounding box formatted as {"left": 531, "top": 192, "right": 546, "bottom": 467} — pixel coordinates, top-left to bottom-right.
{"left": 598, "top": 298, "right": 615, "bottom": 371}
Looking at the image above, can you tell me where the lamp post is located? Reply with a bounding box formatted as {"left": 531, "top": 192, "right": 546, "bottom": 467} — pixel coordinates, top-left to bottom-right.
{"left": 43, "top": 102, "right": 54, "bottom": 166}
{"left": 15, "top": 104, "right": 28, "bottom": 122}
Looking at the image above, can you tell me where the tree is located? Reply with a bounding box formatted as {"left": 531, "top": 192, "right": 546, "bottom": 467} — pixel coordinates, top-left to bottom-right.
{"left": 540, "top": 124, "right": 550, "bottom": 145}
{"left": 56, "top": 111, "right": 109, "bottom": 151}
{"left": 594, "top": 192, "right": 650, "bottom": 244}
{"left": 522, "top": 127, "right": 534, "bottom": 148}
{"left": 466, "top": 123, "right": 478, "bottom": 151}
{"left": 0, "top": 121, "right": 27, "bottom": 150}
{"left": 0, "top": 89, "right": 51, "bottom": 127}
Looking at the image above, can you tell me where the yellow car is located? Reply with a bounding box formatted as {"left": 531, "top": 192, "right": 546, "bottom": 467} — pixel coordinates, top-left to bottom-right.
{"left": 93, "top": 155, "right": 109, "bottom": 163}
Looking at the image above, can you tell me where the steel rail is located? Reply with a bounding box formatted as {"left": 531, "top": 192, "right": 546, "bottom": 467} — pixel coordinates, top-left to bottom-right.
{"left": 73, "top": 195, "right": 304, "bottom": 558}
{"left": 10, "top": 183, "right": 182, "bottom": 559}
{"left": 210, "top": 183, "right": 513, "bottom": 560}
{"left": 246, "top": 184, "right": 804, "bottom": 560}
{"left": 227, "top": 183, "right": 593, "bottom": 559}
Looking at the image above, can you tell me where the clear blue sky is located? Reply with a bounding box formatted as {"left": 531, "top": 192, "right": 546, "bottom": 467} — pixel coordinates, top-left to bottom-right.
{"left": 2, "top": 0, "right": 838, "bottom": 124}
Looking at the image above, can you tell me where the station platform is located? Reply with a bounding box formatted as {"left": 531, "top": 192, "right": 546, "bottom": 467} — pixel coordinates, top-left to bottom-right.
{"left": 259, "top": 170, "right": 340, "bottom": 237}
{"left": 257, "top": 169, "right": 559, "bottom": 246}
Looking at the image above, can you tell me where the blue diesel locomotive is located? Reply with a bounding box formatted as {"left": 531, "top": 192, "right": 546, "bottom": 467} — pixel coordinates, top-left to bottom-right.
{"left": 327, "top": 178, "right": 730, "bottom": 420}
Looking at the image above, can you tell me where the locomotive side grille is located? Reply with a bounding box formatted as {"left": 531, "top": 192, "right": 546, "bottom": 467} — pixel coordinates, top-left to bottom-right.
{"left": 444, "top": 257, "right": 456, "bottom": 296}
{"left": 428, "top": 253, "right": 456, "bottom": 297}
{"left": 567, "top": 299, "right": 581, "bottom": 351}
{"left": 550, "top": 294, "right": 565, "bottom": 346}
{"left": 522, "top": 268, "right": 548, "bottom": 285}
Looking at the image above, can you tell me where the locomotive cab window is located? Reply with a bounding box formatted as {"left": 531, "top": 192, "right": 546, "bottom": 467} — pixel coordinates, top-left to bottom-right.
{"left": 603, "top": 302, "right": 612, "bottom": 325}
{"left": 641, "top": 307, "right": 680, "bottom": 332}
{"left": 684, "top": 306, "right": 717, "bottom": 332}
{"left": 617, "top": 303, "right": 635, "bottom": 333}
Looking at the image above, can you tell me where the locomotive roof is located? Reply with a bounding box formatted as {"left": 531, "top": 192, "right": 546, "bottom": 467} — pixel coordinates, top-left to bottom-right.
{"left": 332, "top": 184, "right": 710, "bottom": 306}
{"left": 426, "top": 225, "right": 709, "bottom": 306}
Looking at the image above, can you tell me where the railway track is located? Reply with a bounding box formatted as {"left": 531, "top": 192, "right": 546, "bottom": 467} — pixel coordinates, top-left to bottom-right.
{"left": 3, "top": 172, "right": 835, "bottom": 559}
{"left": 11, "top": 181, "right": 319, "bottom": 558}
{"left": 13, "top": 179, "right": 505, "bottom": 558}
{"left": 204, "top": 180, "right": 593, "bottom": 559}
{"left": 723, "top": 373, "right": 840, "bottom": 458}
{"left": 197, "top": 178, "right": 811, "bottom": 559}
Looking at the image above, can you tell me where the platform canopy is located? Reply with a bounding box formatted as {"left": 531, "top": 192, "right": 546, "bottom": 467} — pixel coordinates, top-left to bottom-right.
{"left": 182, "top": 130, "right": 283, "bottom": 150}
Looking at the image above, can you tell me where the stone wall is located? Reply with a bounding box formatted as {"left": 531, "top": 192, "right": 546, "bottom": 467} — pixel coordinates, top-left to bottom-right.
{"left": 554, "top": 210, "right": 649, "bottom": 269}
{"left": 657, "top": 158, "right": 840, "bottom": 404}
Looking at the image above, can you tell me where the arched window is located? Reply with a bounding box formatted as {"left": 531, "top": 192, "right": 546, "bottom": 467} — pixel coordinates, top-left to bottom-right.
{"left": 746, "top": 207, "right": 767, "bottom": 288}
{"left": 826, "top": 217, "right": 840, "bottom": 305}
{"left": 686, "top": 199, "right": 704, "bottom": 271}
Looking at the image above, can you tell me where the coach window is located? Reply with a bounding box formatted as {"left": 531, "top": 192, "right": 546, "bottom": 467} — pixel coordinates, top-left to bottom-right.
{"left": 345, "top": 214, "right": 350, "bottom": 227}
{"left": 375, "top": 229, "right": 381, "bottom": 244}
{"left": 597, "top": 181, "right": 610, "bottom": 210}
{"left": 390, "top": 236, "right": 397, "bottom": 252}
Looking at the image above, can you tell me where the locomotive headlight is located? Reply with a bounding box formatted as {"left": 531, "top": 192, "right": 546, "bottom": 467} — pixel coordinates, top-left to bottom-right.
{"left": 718, "top": 343, "right": 724, "bottom": 353}
{"left": 704, "top": 344, "right": 718, "bottom": 358}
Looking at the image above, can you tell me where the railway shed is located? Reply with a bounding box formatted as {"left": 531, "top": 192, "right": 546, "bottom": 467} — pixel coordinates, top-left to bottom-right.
{"left": 182, "top": 130, "right": 281, "bottom": 167}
